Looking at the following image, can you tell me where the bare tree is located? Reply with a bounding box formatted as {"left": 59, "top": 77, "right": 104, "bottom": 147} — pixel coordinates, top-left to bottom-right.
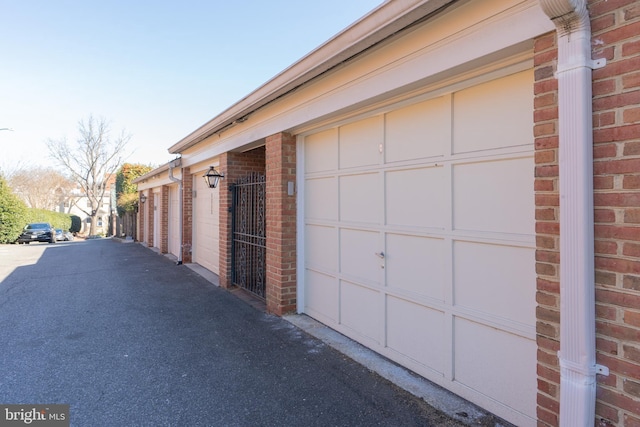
{"left": 6, "top": 167, "right": 76, "bottom": 210}
{"left": 47, "top": 115, "right": 131, "bottom": 236}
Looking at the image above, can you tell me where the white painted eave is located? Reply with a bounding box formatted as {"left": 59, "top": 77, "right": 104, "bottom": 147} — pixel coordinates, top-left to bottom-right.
{"left": 132, "top": 163, "right": 170, "bottom": 185}
{"left": 168, "top": 0, "right": 456, "bottom": 154}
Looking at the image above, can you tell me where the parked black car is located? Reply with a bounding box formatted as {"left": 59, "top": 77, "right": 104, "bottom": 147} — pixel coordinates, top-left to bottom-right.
{"left": 17, "top": 223, "right": 56, "bottom": 244}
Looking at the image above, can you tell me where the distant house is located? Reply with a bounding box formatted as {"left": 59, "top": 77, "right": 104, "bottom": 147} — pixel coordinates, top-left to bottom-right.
{"left": 59, "top": 174, "right": 116, "bottom": 236}
{"left": 135, "top": 1, "right": 640, "bottom": 426}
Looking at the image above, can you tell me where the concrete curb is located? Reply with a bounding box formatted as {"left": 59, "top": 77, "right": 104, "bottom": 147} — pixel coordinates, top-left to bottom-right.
{"left": 284, "top": 314, "right": 512, "bottom": 427}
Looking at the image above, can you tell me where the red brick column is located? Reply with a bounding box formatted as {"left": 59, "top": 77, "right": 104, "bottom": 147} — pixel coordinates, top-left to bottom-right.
{"left": 590, "top": 1, "right": 640, "bottom": 425}
{"left": 265, "top": 132, "right": 297, "bottom": 315}
{"left": 182, "top": 167, "right": 193, "bottom": 264}
{"left": 219, "top": 152, "right": 235, "bottom": 289}
{"left": 534, "top": 30, "right": 561, "bottom": 427}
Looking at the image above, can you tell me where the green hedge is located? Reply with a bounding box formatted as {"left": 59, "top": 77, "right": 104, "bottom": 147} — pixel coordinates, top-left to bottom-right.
{"left": 0, "top": 176, "right": 80, "bottom": 243}
{"left": 25, "top": 209, "right": 80, "bottom": 232}
{"left": 0, "top": 176, "right": 28, "bottom": 244}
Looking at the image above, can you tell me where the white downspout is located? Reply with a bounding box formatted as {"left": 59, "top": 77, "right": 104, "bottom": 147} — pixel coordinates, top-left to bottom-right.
{"left": 169, "top": 158, "right": 183, "bottom": 265}
{"left": 538, "top": 1, "right": 607, "bottom": 425}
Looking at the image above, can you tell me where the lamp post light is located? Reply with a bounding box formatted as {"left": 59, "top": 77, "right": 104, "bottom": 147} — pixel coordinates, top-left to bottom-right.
{"left": 203, "top": 166, "right": 224, "bottom": 189}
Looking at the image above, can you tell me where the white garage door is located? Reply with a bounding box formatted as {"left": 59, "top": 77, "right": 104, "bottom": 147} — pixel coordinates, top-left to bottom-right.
{"left": 301, "top": 70, "right": 536, "bottom": 426}
{"left": 168, "top": 185, "right": 180, "bottom": 258}
{"left": 193, "top": 172, "right": 220, "bottom": 274}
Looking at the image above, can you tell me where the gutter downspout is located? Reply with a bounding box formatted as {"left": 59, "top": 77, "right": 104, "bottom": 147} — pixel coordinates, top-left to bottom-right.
{"left": 538, "top": 1, "right": 607, "bottom": 425}
{"left": 169, "top": 158, "right": 183, "bottom": 265}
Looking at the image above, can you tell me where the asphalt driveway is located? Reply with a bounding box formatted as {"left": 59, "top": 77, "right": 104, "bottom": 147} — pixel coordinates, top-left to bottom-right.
{"left": 0, "top": 239, "right": 480, "bottom": 426}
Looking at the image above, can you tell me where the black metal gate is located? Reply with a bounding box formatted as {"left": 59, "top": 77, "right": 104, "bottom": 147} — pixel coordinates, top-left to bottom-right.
{"left": 231, "top": 172, "right": 266, "bottom": 298}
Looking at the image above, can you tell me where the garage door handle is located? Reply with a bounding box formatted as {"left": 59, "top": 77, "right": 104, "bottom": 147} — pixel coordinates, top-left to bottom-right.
{"left": 375, "top": 251, "right": 385, "bottom": 259}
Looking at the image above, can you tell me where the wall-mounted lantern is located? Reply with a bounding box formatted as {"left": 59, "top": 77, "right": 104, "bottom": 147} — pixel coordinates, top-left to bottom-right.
{"left": 203, "top": 166, "right": 224, "bottom": 189}
{"left": 139, "top": 194, "right": 147, "bottom": 203}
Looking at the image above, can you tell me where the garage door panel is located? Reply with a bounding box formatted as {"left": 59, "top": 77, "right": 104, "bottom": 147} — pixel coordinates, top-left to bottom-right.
{"left": 305, "top": 128, "right": 338, "bottom": 173}
{"left": 339, "top": 116, "right": 383, "bottom": 169}
{"left": 453, "top": 241, "right": 535, "bottom": 325}
{"left": 387, "top": 296, "right": 445, "bottom": 374}
{"left": 168, "top": 185, "right": 180, "bottom": 257}
{"left": 305, "top": 177, "right": 338, "bottom": 221}
{"left": 453, "top": 157, "right": 534, "bottom": 235}
{"left": 340, "top": 173, "right": 381, "bottom": 224}
{"left": 340, "top": 280, "right": 381, "bottom": 343}
{"left": 194, "top": 175, "right": 220, "bottom": 274}
{"left": 386, "top": 166, "right": 446, "bottom": 229}
{"left": 386, "top": 233, "right": 445, "bottom": 301}
{"left": 385, "top": 96, "right": 450, "bottom": 163}
{"left": 453, "top": 70, "right": 533, "bottom": 154}
{"left": 305, "top": 225, "right": 337, "bottom": 272}
{"left": 303, "top": 70, "right": 536, "bottom": 426}
{"left": 340, "top": 228, "right": 380, "bottom": 284}
{"left": 454, "top": 318, "right": 536, "bottom": 418}
{"left": 305, "top": 270, "right": 339, "bottom": 322}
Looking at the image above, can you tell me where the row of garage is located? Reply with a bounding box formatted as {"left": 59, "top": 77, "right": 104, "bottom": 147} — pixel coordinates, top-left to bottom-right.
{"left": 130, "top": 0, "right": 604, "bottom": 425}
{"left": 136, "top": 66, "right": 538, "bottom": 426}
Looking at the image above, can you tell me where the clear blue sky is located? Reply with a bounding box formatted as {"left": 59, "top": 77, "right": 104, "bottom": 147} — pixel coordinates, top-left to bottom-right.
{"left": 0, "top": 1, "right": 382, "bottom": 173}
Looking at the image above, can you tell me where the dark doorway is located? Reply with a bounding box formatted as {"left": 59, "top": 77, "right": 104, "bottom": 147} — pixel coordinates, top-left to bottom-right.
{"left": 230, "top": 172, "right": 266, "bottom": 298}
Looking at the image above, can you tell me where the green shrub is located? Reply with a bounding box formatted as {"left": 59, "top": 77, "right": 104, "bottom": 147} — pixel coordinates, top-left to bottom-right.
{"left": 116, "top": 163, "right": 153, "bottom": 216}
{"left": 24, "top": 209, "right": 75, "bottom": 231}
{"left": 0, "top": 176, "right": 29, "bottom": 243}
{"left": 70, "top": 215, "right": 81, "bottom": 233}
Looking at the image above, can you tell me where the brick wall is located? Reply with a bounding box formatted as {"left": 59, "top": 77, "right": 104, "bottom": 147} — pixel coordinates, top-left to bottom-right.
{"left": 219, "top": 153, "right": 233, "bottom": 288}
{"left": 534, "top": 28, "right": 561, "bottom": 426}
{"left": 265, "top": 132, "right": 297, "bottom": 315}
{"left": 219, "top": 148, "right": 266, "bottom": 288}
{"left": 535, "top": 1, "right": 640, "bottom": 425}
{"left": 215, "top": 138, "right": 297, "bottom": 316}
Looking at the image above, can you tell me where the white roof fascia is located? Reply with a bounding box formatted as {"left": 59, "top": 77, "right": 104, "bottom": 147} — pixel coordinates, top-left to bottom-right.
{"left": 168, "top": 0, "right": 457, "bottom": 154}
{"left": 134, "top": 167, "right": 184, "bottom": 190}
{"left": 132, "top": 163, "right": 170, "bottom": 185}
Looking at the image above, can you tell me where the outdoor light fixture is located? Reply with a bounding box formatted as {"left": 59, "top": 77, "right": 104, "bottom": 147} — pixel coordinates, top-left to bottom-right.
{"left": 140, "top": 194, "right": 147, "bottom": 203}
{"left": 203, "top": 166, "right": 224, "bottom": 189}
